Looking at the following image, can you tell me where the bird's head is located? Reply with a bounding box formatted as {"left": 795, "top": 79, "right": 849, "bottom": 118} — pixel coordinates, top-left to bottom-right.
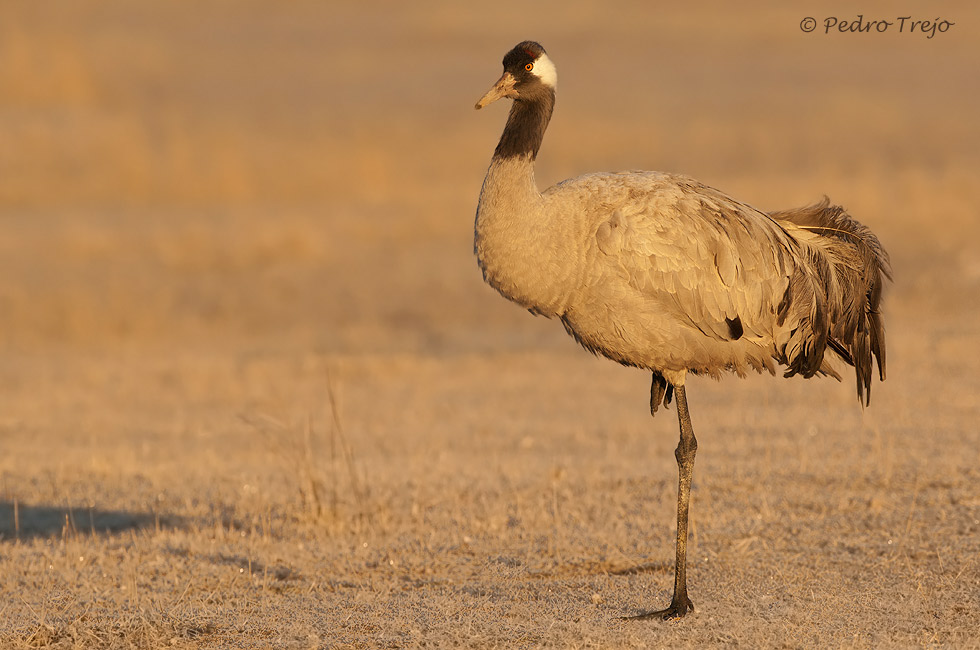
{"left": 475, "top": 41, "right": 557, "bottom": 110}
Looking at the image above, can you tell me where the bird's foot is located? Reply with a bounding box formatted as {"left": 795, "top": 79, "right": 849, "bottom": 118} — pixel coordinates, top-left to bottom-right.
{"left": 621, "top": 594, "right": 694, "bottom": 621}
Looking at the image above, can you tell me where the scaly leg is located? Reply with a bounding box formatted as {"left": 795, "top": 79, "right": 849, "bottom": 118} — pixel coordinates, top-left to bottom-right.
{"left": 626, "top": 383, "right": 697, "bottom": 620}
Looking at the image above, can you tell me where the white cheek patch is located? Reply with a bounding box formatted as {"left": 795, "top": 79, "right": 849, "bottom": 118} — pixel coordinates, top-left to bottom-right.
{"left": 531, "top": 53, "right": 558, "bottom": 89}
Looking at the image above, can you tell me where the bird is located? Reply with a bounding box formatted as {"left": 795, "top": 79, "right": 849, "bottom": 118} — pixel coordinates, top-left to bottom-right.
{"left": 473, "top": 41, "right": 890, "bottom": 620}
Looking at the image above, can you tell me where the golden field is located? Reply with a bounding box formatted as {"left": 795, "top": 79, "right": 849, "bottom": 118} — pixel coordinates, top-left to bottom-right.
{"left": 1, "top": 1, "right": 978, "bottom": 647}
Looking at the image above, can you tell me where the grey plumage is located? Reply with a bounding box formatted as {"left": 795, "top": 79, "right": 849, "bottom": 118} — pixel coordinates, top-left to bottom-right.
{"left": 477, "top": 167, "right": 890, "bottom": 396}
{"left": 474, "top": 41, "right": 890, "bottom": 619}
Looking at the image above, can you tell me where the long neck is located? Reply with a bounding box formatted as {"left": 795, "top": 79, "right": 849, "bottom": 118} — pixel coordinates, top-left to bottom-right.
{"left": 493, "top": 90, "right": 555, "bottom": 160}
{"left": 479, "top": 91, "right": 556, "bottom": 218}
{"left": 476, "top": 90, "right": 572, "bottom": 317}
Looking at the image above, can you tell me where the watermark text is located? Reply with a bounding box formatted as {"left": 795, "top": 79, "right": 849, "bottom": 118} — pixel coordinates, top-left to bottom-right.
{"left": 800, "top": 15, "right": 955, "bottom": 38}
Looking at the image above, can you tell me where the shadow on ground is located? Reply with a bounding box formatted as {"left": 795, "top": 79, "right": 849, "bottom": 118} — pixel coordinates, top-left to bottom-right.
{"left": 0, "top": 501, "right": 173, "bottom": 541}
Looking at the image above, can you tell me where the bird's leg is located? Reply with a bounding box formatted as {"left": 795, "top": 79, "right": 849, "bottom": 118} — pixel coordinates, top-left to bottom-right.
{"left": 650, "top": 373, "right": 668, "bottom": 415}
{"left": 648, "top": 373, "right": 675, "bottom": 415}
{"left": 626, "top": 384, "right": 697, "bottom": 621}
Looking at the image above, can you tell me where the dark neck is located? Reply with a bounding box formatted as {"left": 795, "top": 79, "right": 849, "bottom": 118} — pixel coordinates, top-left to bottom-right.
{"left": 493, "top": 90, "right": 555, "bottom": 160}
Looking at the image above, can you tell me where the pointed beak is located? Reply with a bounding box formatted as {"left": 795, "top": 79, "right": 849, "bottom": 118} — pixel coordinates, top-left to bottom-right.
{"left": 475, "top": 72, "right": 518, "bottom": 109}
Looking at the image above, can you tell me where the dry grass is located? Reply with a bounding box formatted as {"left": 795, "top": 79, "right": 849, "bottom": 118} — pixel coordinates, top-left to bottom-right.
{"left": 2, "top": 1, "right": 979, "bottom": 648}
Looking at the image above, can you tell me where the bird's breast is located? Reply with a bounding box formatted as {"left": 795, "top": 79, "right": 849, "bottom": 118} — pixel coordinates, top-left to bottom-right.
{"left": 474, "top": 208, "right": 583, "bottom": 318}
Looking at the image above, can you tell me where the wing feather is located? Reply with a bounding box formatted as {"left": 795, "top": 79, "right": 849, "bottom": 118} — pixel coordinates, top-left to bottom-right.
{"left": 545, "top": 171, "right": 888, "bottom": 397}
{"left": 610, "top": 179, "right": 793, "bottom": 347}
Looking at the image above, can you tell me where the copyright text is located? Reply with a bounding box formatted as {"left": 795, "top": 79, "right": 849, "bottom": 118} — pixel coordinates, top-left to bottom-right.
{"left": 800, "top": 15, "right": 955, "bottom": 38}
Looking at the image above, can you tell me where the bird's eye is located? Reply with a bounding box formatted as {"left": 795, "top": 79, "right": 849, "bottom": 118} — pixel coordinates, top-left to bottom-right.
{"left": 525, "top": 62, "right": 534, "bottom": 71}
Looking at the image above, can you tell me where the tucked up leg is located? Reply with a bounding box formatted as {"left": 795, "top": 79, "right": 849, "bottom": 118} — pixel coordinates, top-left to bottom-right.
{"left": 649, "top": 372, "right": 674, "bottom": 416}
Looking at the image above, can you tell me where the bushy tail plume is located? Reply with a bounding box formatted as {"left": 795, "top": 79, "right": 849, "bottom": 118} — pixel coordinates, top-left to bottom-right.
{"left": 771, "top": 199, "right": 891, "bottom": 405}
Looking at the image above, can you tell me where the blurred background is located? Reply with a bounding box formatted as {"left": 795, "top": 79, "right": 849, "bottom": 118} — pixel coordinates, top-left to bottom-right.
{"left": 1, "top": 2, "right": 978, "bottom": 643}
{"left": 2, "top": 0, "right": 977, "bottom": 361}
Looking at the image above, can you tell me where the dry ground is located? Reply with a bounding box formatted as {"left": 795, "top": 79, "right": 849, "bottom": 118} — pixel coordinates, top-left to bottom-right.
{"left": 2, "top": 1, "right": 979, "bottom": 648}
